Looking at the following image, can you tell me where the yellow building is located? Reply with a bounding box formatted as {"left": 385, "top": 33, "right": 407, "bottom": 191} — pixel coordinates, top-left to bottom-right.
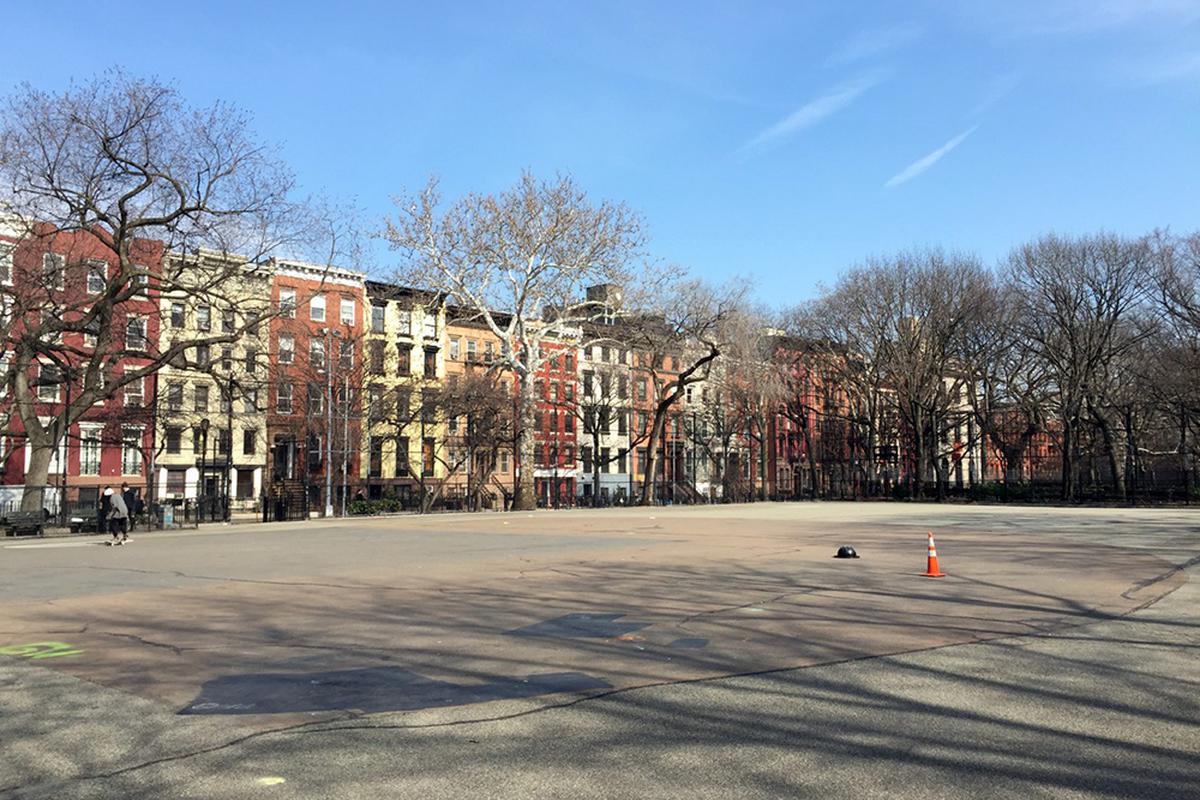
{"left": 154, "top": 251, "right": 271, "bottom": 516}
{"left": 360, "top": 281, "right": 447, "bottom": 505}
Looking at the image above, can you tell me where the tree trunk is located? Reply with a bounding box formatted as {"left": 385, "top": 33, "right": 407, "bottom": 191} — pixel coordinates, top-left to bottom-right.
{"left": 20, "top": 439, "right": 56, "bottom": 514}
{"left": 639, "top": 411, "right": 668, "bottom": 505}
{"left": 592, "top": 423, "right": 602, "bottom": 507}
{"left": 513, "top": 370, "right": 537, "bottom": 511}
{"left": 1060, "top": 420, "right": 1075, "bottom": 501}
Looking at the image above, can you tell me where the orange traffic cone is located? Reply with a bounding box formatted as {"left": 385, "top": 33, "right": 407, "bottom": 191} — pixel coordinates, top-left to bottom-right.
{"left": 923, "top": 532, "right": 945, "bottom": 578}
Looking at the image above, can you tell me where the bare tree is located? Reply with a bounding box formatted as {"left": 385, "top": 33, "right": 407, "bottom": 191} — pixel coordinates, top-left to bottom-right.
{"left": 385, "top": 172, "right": 647, "bottom": 510}
{"left": 0, "top": 72, "right": 345, "bottom": 513}
{"left": 618, "top": 278, "right": 747, "bottom": 505}
{"left": 1008, "top": 233, "right": 1154, "bottom": 500}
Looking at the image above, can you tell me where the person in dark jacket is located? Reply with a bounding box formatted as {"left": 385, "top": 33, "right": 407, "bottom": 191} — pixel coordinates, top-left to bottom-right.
{"left": 98, "top": 485, "right": 112, "bottom": 535}
{"left": 121, "top": 483, "right": 137, "bottom": 539}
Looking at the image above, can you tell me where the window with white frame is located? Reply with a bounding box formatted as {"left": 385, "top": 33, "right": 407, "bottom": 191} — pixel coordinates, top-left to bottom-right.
{"left": 310, "top": 293, "right": 326, "bottom": 322}
{"left": 125, "top": 317, "right": 148, "bottom": 350}
{"left": 278, "top": 334, "right": 294, "bottom": 364}
{"left": 43, "top": 252, "right": 65, "bottom": 289}
{"left": 279, "top": 288, "right": 296, "bottom": 317}
{"left": 131, "top": 268, "right": 149, "bottom": 296}
{"left": 37, "top": 363, "right": 61, "bottom": 402}
{"left": 196, "top": 304, "right": 211, "bottom": 331}
{"left": 243, "top": 387, "right": 258, "bottom": 413}
{"left": 170, "top": 302, "right": 186, "bottom": 328}
{"left": 87, "top": 261, "right": 106, "bottom": 294}
{"left": 340, "top": 297, "right": 355, "bottom": 325}
{"left": 310, "top": 339, "right": 326, "bottom": 370}
{"left": 277, "top": 383, "right": 293, "bottom": 414}
{"left": 370, "top": 304, "right": 385, "bottom": 332}
{"left": 124, "top": 376, "right": 144, "bottom": 408}
{"left": 83, "top": 316, "right": 100, "bottom": 348}
{"left": 397, "top": 308, "right": 411, "bottom": 335}
{"left": 0, "top": 353, "right": 8, "bottom": 398}
{"left": 422, "top": 311, "right": 436, "bottom": 339}
{"left": 121, "top": 426, "right": 143, "bottom": 475}
{"left": 79, "top": 424, "right": 102, "bottom": 476}
{"left": 0, "top": 242, "right": 12, "bottom": 284}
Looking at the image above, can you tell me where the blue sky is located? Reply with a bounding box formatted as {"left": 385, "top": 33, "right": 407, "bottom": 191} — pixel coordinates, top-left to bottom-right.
{"left": 1, "top": 1, "right": 1197, "bottom": 306}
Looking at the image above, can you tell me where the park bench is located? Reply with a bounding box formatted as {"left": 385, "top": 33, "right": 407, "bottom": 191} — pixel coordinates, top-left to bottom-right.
{"left": 3, "top": 510, "right": 45, "bottom": 537}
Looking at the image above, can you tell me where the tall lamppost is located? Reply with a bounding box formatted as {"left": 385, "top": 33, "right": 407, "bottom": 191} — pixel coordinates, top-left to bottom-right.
{"left": 320, "top": 327, "right": 341, "bottom": 517}
{"left": 193, "top": 417, "right": 210, "bottom": 521}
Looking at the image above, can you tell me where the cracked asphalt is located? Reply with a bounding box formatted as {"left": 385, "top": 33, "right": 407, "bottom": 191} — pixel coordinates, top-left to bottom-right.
{"left": 1, "top": 503, "right": 1197, "bottom": 799}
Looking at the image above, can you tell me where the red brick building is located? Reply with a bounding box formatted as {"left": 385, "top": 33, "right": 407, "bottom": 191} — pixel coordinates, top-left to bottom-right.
{"left": 0, "top": 224, "right": 162, "bottom": 514}
{"left": 264, "top": 259, "right": 366, "bottom": 516}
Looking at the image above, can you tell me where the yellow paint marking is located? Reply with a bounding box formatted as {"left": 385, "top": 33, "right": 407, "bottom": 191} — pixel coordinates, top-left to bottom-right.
{"left": 256, "top": 777, "right": 286, "bottom": 786}
{"left": 0, "top": 641, "right": 83, "bottom": 659}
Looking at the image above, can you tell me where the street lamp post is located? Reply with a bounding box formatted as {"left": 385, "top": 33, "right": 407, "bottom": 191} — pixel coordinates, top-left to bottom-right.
{"left": 321, "top": 327, "right": 341, "bottom": 518}
{"left": 194, "top": 417, "right": 210, "bottom": 522}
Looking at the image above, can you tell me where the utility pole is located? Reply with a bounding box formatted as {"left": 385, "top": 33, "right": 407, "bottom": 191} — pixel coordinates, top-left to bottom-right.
{"left": 322, "top": 327, "right": 337, "bottom": 518}
{"left": 341, "top": 374, "right": 349, "bottom": 518}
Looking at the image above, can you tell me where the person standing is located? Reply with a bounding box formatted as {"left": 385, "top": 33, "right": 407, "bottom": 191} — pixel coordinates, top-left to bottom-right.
{"left": 121, "top": 482, "right": 138, "bottom": 535}
{"left": 108, "top": 488, "right": 129, "bottom": 545}
{"left": 98, "top": 486, "right": 112, "bottom": 537}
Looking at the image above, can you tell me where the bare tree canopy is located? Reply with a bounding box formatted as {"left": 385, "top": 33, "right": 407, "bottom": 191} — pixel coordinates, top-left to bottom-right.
{"left": 0, "top": 72, "right": 346, "bottom": 512}
{"left": 384, "top": 171, "right": 649, "bottom": 509}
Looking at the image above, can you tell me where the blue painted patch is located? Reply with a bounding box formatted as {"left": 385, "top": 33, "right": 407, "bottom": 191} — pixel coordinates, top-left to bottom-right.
{"left": 667, "top": 638, "right": 709, "bottom": 649}
{"left": 506, "top": 613, "right": 649, "bottom": 639}
{"left": 180, "top": 667, "right": 610, "bottom": 715}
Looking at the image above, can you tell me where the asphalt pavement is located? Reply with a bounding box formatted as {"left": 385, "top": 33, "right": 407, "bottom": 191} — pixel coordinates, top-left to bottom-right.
{"left": 1, "top": 503, "right": 1196, "bottom": 799}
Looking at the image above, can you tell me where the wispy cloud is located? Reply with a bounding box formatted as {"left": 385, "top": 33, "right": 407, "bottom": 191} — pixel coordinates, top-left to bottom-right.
{"left": 826, "top": 23, "right": 924, "bottom": 66}
{"left": 884, "top": 126, "right": 979, "bottom": 189}
{"left": 739, "top": 74, "right": 883, "bottom": 157}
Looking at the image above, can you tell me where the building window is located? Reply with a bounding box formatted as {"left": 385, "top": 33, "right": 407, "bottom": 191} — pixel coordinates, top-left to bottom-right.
{"left": 466, "top": 339, "right": 477, "bottom": 362}
{"left": 242, "top": 428, "right": 256, "bottom": 456}
{"left": 196, "top": 305, "right": 211, "bottom": 331}
{"left": 280, "top": 288, "right": 296, "bottom": 317}
{"left": 194, "top": 384, "right": 209, "bottom": 413}
{"left": 485, "top": 341, "right": 495, "bottom": 361}
{"left": 170, "top": 302, "right": 186, "bottom": 328}
{"left": 245, "top": 348, "right": 258, "bottom": 375}
{"left": 307, "top": 434, "right": 322, "bottom": 473}
{"left": 582, "top": 446, "right": 593, "bottom": 474}
{"left": 396, "top": 345, "right": 411, "bottom": 376}
{"left": 423, "top": 348, "right": 437, "bottom": 378}
{"left": 340, "top": 298, "right": 355, "bottom": 326}
{"left": 371, "top": 304, "right": 385, "bottom": 333}
{"left": 310, "top": 339, "right": 326, "bottom": 371}
{"left": 369, "top": 437, "right": 383, "bottom": 478}
{"left": 243, "top": 388, "right": 258, "bottom": 413}
{"left": 216, "top": 429, "right": 231, "bottom": 456}
{"left": 310, "top": 294, "right": 326, "bottom": 322}
{"left": 86, "top": 262, "right": 106, "bottom": 294}
{"left": 449, "top": 338, "right": 460, "bottom": 360}
{"left": 166, "top": 427, "right": 182, "bottom": 455}
{"left": 368, "top": 384, "right": 384, "bottom": 421}
{"left": 422, "top": 437, "right": 435, "bottom": 476}
{"left": 37, "top": 364, "right": 61, "bottom": 402}
{"left": 167, "top": 469, "right": 186, "bottom": 495}
{"left": 124, "top": 376, "right": 144, "bottom": 408}
{"left": 308, "top": 383, "right": 323, "bottom": 415}
{"left": 422, "top": 312, "right": 437, "bottom": 339}
{"left": 618, "top": 448, "right": 628, "bottom": 473}
{"left": 369, "top": 341, "right": 385, "bottom": 374}
{"left": 43, "top": 252, "right": 65, "bottom": 289}
{"left": 195, "top": 344, "right": 210, "bottom": 369}
{"left": 222, "top": 309, "right": 235, "bottom": 333}
{"left": 398, "top": 308, "right": 412, "bottom": 335}
{"left": 125, "top": 317, "right": 148, "bottom": 350}
{"left": 278, "top": 334, "right": 294, "bottom": 364}
{"left": 396, "top": 436, "right": 410, "bottom": 476}
{"left": 122, "top": 427, "right": 143, "bottom": 475}
{"left": 0, "top": 245, "right": 11, "bottom": 284}
{"left": 339, "top": 340, "right": 354, "bottom": 370}
{"left": 277, "top": 383, "right": 293, "bottom": 414}
{"left": 80, "top": 426, "right": 102, "bottom": 476}
{"left": 167, "top": 381, "right": 183, "bottom": 411}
